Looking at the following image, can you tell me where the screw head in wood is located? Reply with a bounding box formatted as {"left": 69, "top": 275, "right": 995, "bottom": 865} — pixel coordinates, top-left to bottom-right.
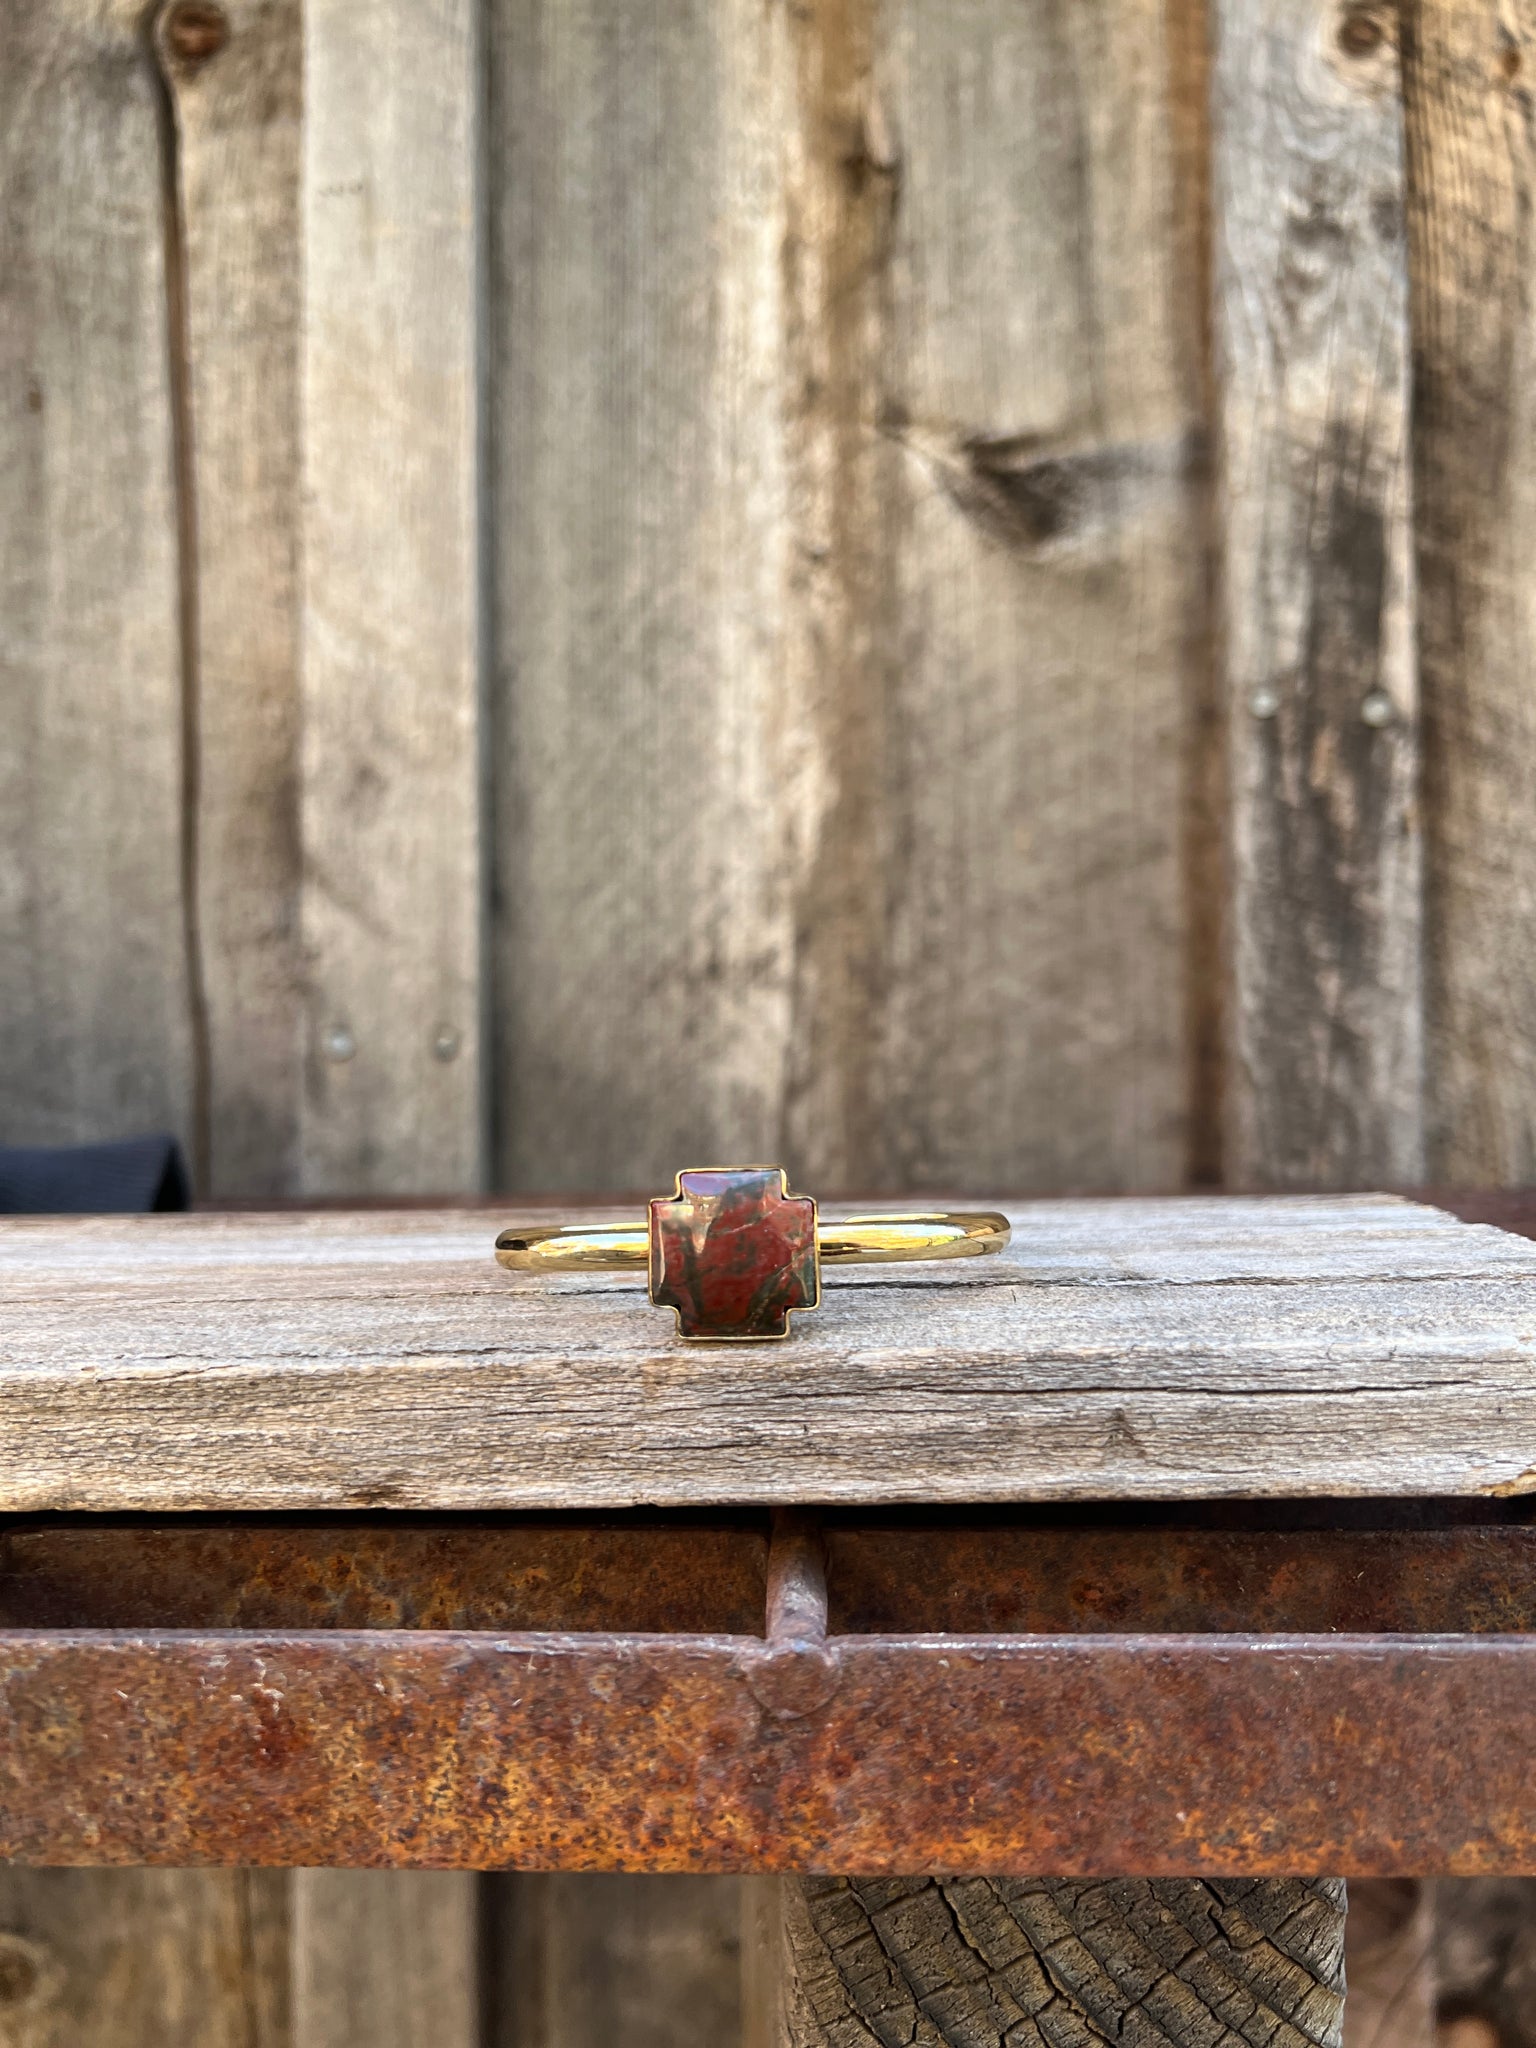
{"left": 162, "top": 1, "right": 230, "bottom": 65}
{"left": 433, "top": 1027, "right": 461, "bottom": 1063}
{"left": 1249, "top": 686, "right": 1281, "bottom": 720}
{"left": 324, "top": 1024, "right": 356, "bottom": 1063}
{"left": 1361, "top": 690, "right": 1393, "bottom": 727}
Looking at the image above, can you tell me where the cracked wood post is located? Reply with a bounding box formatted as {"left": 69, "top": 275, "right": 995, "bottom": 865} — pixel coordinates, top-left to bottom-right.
{"left": 762, "top": 1515, "right": 1348, "bottom": 2048}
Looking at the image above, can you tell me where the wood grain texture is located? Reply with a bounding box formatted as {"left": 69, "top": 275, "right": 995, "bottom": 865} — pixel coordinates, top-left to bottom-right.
{"left": 780, "top": 1877, "right": 1346, "bottom": 2048}
{"left": 155, "top": 0, "right": 304, "bottom": 1200}
{"left": 487, "top": 0, "right": 799, "bottom": 1192}
{"left": 1215, "top": 0, "right": 1423, "bottom": 1186}
{"left": 300, "top": 0, "right": 482, "bottom": 1195}
{"left": 488, "top": 1875, "right": 744, "bottom": 2048}
{"left": 489, "top": 0, "right": 1204, "bottom": 1197}
{"left": 0, "top": 1869, "right": 289, "bottom": 2048}
{"left": 0, "top": 0, "right": 192, "bottom": 1152}
{"left": 292, "top": 1872, "right": 477, "bottom": 2048}
{"left": 744, "top": 1878, "right": 786, "bottom": 2048}
{"left": 1436, "top": 1881, "right": 1536, "bottom": 2048}
{"left": 1401, "top": 0, "right": 1536, "bottom": 1183}
{"left": 826, "top": 0, "right": 1205, "bottom": 1192}
{"left": 1343, "top": 1881, "right": 1437, "bottom": 2048}
{"left": 6, "top": 1198, "right": 1536, "bottom": 1510}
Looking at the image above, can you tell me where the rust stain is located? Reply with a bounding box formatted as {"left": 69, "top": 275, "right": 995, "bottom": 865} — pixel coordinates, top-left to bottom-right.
{"left": 3, "top": 1513, "right": 1535, "bottom": 1871}
{"left": 0, "top": 1519, "right": 767, "bottom": 1635}
{"left": 0, "top": 1631, "right": 1533, "bottom": 1873}
{"left": 826, "top": 1522, "right": 1536, "bottom": 1635}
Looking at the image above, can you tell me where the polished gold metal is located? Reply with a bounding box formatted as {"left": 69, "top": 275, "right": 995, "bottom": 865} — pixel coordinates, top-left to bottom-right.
{"left": 494, "top": 1208, "right": 1010, "bottom": 1274}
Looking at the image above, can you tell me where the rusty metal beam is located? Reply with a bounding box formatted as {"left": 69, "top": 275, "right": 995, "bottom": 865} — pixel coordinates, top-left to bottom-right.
{"left": 0, "top": 1517, "right": 768, "bottom": 1633}
{"left": 825, "top": 1520, "right": 1536, "bottom": 1634}
{"left": 0, "top": 1629, "right": 1533, "bottom": 1873}
{"left": 5, "top": 1512, "right": 1536, "bottom": 1633}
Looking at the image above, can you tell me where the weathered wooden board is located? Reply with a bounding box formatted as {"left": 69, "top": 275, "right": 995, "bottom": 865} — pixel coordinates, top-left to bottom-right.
{"left": 155, "top": 0, "right": 304, "bottom": 1201}
{"left": 1343, "top": 1879, "right": 1437, "bottom": 2048}
{"left": 5, "top": 1198, "right": 1536, "bottom": 1509}
{"left": 488, "top": 1875, "right": 745, "bottom": 2048}
{"left": 1401, "top": 0, "right": 1536, "bottom": 1184}
{"left": 487, "top": 0, "right": 798, "bottom": 1193}
{"left": 1214, "top": 0, "right": 1423, "bottom": 1185}
{"left": 300, "top": 0, "right": 482, "bottom": 1196}
{"left": 0, "top": 1869, "right": 289, "bottom": 2048}
{"left": 488, "top": 0, "right": 1204, "bottom": 1196}
{"left": 0, "top": 0, "right": 192, "bottom": 1154}
{"left": 853, "top": 0, "right": 1205, "bottom": 1193}
{"left": 293, "top": 1872, "right": 478, "bottom": 2048}
{"left": 1435, "top": 1879, "right": 1536, "bottom": 2048}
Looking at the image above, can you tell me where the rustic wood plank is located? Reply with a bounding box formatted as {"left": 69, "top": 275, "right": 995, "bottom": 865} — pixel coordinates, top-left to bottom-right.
{"left": 300, "top": 0, "right": 482, "bottom": 1195}
{"left": 5, "top": 1198, "right": 1536, "bottom": 1509}
{"left": 489, "top": 0, "right": 1204, "bottom": 1197}
{"left": 0, "top": 1870, "right": 289, "bottom": 2048}
{"left": 1343, "top": 1881, "right": 1437, "bottom": 2048}
{"left": 292, "top": 1872, "right": 477, "bottom": 2048}
{"left": 487, "top": 0, "right": 797, "bottom": 1192}
{"left": 488, "top": 1875, "right": 744, "bottom": 2048}
{"left": 0, "top": 0, "right": 192, "bottom": 1153}
{"left": 823, "top": 0, "right": 1206, "bottom": 1192}
{"left": 1401, "top": 0, "right": 1536, "bottom": 1182}
{"left": 1436, "top": 1880, "right": 1536, "bottom": 2048}
{"left": 1214, "top": 0, "right": 1423, "bottom": 1186}
{"left": 743, "top": 1879, "right": 784, "bottom": 2048}
{"left": 155, "top": 0, "right": 304, "bottom": 1200}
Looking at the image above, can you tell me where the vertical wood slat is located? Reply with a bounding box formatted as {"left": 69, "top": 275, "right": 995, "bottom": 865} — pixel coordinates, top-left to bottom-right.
{"left": 0, "top": 0, "right": 192, "bottom": 1154}
{"left": 1215, "top": 0, "right": 1423, "bottom": 1188}
{"left": 489, "top": 0, "right": 798, "bottom": 1192}
{"left": 0, "top": 1870, "right": 289, "bottom": 2048}
{"left": 293, "top": 1873, "right": 479, "bottom": 2048}
{"left": 1343, "top": 1880, "right": 1437, "bottom": 2048}
{"left": 1436, "top": 1880, "right": 1536, "bottom": 2048}
{"left": 1401, "top": 0, "right": 1536, "bottom": 1183}
{"left": 487, "top": 1874, "right": 745, "bottom": 2048}
{"left": 816, "top": 0, "right": 1205, "bottom": 1193}
{"left": 300, "top": 0, "right": 483, "bottom": 1195}
{"left": 154, "top": 0, "right": 304, "bottom": 1201}
{"left": 490, "top": 0, "right": 1205, "bottom": 1197}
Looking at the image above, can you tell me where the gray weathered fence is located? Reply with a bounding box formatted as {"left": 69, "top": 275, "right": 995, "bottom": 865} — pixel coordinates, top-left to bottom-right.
{"left": 3, "top": 0, "right": 1534, "bottom": 2041}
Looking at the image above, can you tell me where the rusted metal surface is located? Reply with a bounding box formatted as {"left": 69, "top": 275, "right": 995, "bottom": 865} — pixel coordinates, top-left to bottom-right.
{"left": 2, "top": 1509, "right": 1534, "bottom": 1873}
{"left": 0, "top": 1517, "right": 767, "bottom": 1633}
{"left": 826, "top": 1521, "right": 1536, "bottom": 1635}
{"left": 5, "top": 1512, "right": 1536, "bottom": 1634}
{"left": 0, "top": 1629, "right": 1533, "bottom": 1872}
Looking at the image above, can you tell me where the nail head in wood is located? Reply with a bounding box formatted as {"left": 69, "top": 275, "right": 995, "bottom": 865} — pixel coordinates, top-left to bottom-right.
{"left": 162, "top": 1, "right": 230, "bottom": 66}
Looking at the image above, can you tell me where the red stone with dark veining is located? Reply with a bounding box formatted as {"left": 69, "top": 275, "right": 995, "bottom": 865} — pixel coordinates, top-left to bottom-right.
{"left": 649, "top": 1168, "right": 818, "bottom": 1340}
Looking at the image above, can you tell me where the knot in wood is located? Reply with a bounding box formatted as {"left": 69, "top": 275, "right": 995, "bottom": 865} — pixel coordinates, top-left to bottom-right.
{"left": 0, "top": 1932, "right": 60, "bottom": 2014}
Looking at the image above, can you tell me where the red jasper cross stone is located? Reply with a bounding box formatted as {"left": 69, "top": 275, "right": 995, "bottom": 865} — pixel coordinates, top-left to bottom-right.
{"left": 649, "top": 1168, "right": 819, "bottom": 1340}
